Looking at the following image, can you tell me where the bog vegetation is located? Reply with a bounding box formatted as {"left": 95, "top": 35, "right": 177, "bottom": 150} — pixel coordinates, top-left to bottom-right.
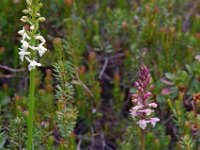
{"left": 0, "top": 0, "right": 199, "bottom": 150}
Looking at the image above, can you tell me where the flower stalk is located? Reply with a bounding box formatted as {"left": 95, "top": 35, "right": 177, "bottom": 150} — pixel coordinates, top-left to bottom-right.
{"left": 18, "top": 0, "right": 47, "bottom": 149}
{"left": 141, "top": 129, "right": 145, "bottom": 150}
{"left": 28, "top": 69, "right": 35, "bottom": 150}
{"left": 130, "top": 65, "right": 160, "bottom": 150}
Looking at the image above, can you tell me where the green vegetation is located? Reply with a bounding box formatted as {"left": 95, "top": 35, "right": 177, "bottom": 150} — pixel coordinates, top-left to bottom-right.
{"left": 0, "top": 0, "right": 199, "bottom": 149}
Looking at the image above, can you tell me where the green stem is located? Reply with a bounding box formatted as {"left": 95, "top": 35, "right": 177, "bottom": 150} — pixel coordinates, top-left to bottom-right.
{"left": 27, "top": 69, "right": 35, "bottom": 150}
{"left": 141, "top": 129, "right": 145, "bottom": 150}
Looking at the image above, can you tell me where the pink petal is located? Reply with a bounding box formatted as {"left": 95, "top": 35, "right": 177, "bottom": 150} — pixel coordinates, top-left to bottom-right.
{"left": 161, "top": 88, "right": 172, "bottom": 95}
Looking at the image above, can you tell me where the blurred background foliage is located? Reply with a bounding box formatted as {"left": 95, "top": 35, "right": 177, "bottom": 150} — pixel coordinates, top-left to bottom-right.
{"left": 0, "top": 0, "right": 200, "bottom": 149}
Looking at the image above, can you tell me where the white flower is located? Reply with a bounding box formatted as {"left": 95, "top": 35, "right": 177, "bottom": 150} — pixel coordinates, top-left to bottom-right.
{"left": 150, "top": 118, "right": 160, "bottom": 127}
{"left": 18, "top": 28, "right": 26, "bottom": 36}
{"left": 195, "top": 55, "right": 200, "bottom": 61}
{"left": 21, "top": 40, "right": 29, "bottom": 51}
{"left": 18, "top": 7, "right": 46, "bottom": 71}
{"left": 28, "top": 60, "right": 41, "bottom": 71}
{"left": 19, "top": 49, "right": 30, "bottom": 61}
{"left": 37, "top": 44, "right": 47, "bottom": 57}
{"left": 18, "top": 28, "right": 30, "bottom": 40}
{"left": 35, "top": 35, "right": 45, "bottom": 45}
{"left": 28, "top": 45, "right": 38, "bottom": 51}
{"left": 29, "top": 44, "right": 47, "bottom": 57}
{"left": 137, "top": 120, "right": 147, "bottom": 130}
{"left": 29, "top": 35, "right": 47, "bottom": 57}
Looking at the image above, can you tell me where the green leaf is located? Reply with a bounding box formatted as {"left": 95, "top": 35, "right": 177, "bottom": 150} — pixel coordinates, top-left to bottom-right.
{"left": 165, "top": 73, "right": 175, "bottom": 80}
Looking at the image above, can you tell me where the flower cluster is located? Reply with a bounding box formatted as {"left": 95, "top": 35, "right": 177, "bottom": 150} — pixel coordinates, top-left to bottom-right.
{"left": 130, "top": 65, "right": 160, "bottom": 130}
{"left": 18, "top": 0, "right": 47, "bottom": 71}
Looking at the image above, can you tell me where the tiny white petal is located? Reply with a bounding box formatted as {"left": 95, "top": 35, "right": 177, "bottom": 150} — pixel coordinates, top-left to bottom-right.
{"left": 18, "top": 49, "right": 30, "bottom": 61}
{"left": 30, "top": 25, "right": 35, "bottom": 30}
{"left": 195, "top": 55, "right": 200, "bottom": 61}
{"left": 29, "top": 45, "right": 38, "bottom": 51}
{"left": 18, "top": 28, "right": 25, "bottom": 36}
{"left": 35, "top": 35, "right": 45, "bottom": 45}
{"left": 28, "top": 60, "right": 41, "bottom": 71}
{"left": 38, "top": 44, "right": 47, "bottom": 57}
{"left": 21, "top": 40, "right": 29, "bottom": 50}
{"left": 19, "top": 28, "right": 30, "bottom": 40}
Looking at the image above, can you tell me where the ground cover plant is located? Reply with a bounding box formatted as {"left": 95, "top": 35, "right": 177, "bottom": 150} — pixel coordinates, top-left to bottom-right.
{"left": 0, "top": 0, "right": 199, "bottom": 149}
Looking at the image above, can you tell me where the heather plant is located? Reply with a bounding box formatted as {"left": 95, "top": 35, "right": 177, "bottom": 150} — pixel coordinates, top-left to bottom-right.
{"left": 7, "top": 117, "right": 27, "bottom": 149}
{"left": 113, "top": 71, "right": 125, "bottom": 114}
{"left": 167, "top": 96, "right": 199, "bottom": 149}
{"left": 75, "top": 50, "right": 102, "bottom": 135}
{"left": 53, "top": 39, "right": 77, "bottom": 149}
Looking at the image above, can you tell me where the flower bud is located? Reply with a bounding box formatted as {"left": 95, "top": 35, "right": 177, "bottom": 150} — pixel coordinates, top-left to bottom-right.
{"left": 138, "top": 86, "right": 144, "bottom": 93}
{"left": 20, "top": 16, "right": 29, "bottom": 22}
{"left": 144, "top": 92, "right": 152, "bottom": 100}
{"left": 36, "top": 13, "right": 41, "bottom": 17}
{"left": 26, "top": 0, "right": 31, "bottom": 6}
{"left": 138, "top": 79, "right": 144, "bottom": 87}
{"left": 134, "top": 82, "right": 139, "bottom": 87}
{"left": 38, "top": 17, "right": 46, "bottom": 22}
{"left": 23, "top": 9, "right": 29, "bottom": 14}
{"left": 132, "top": 94, "right": 138, "bottom": 99}
{"left": 64, "top": 0, "right": 73, "bottom": 6}
{"left": 46, "top": 69, "right": 52, "bottom": 76}
{"left": 150, "top": 85, "right": 155, "bottom": 90}
{"left": 78, "top": 65, "right": 86, "bottom": 75}
{"left": 114, "top": 71, "right": 120, "bottom": 82}
{"left": 122, "top": 21, "right": 128, "bottom": 31}
{"left": 88, "top": 51, "right": 96, "bottom": 61}
{"left": 45, "top": 84, "right": 53, "bottom": 93}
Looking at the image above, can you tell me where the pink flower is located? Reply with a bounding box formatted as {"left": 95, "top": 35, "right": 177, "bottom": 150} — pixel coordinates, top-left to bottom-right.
{"left": 132, "top": 99, "right": 138, "bottom": 103}
{"left": 148, "top": 103, "right": 157, "bottom": 108}
{"left": 137, "top": 120, "right": 148, "bottom": 130}
{"left": 138, "top": 109, "right": 153, "bottom": 116}
{"left": 130, "top": 109, "right": 137, "bottom": 119}
{"left": 144, "top": 92, "right": 152, "bottom": 100}
{"left": 150, "top": 118, "right": 160, "bottom": 127}
{"left": 161, "top": 88, "right": 172, "bottom": 95}
{"left": 132, "top": 94, "right": 138, "bottom": 98}
{"left": 130, "top": 65, "right": 160, "bottom": 129}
